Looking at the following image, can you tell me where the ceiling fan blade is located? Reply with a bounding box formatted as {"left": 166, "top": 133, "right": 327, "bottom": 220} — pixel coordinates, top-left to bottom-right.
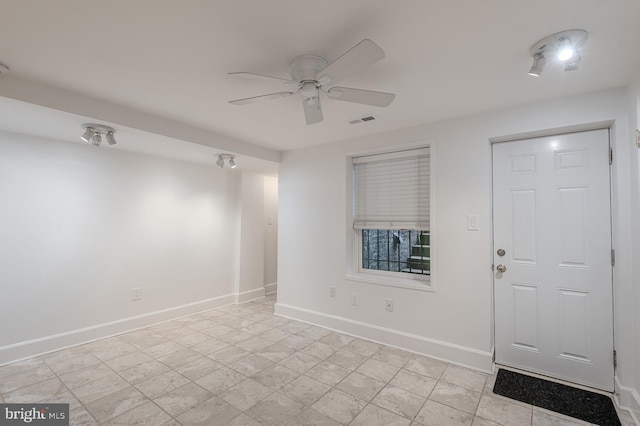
{"left": 315, "top": 39, "right": 385, "bottom": 86}
{"left": 228, "top": 72, "right": 298, "bottom": 87}
{"left": 229, "top": 92, "right": 294, "bottom": 105}
{"left": 302, "top": 97, "right": 323, "bottom": 125}
{"left": 327, "top": 87, "right": 395, "bottom": 107}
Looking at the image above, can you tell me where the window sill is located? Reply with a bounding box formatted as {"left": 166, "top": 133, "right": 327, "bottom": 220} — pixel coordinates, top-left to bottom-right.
{"left": 345, "top": 272, "right": 434, "bottom": 292}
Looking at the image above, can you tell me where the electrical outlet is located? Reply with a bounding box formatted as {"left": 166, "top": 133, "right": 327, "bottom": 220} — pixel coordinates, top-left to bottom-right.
{"left": 132, "top": 287, "right": 141, "bottom": 301}
{"left": 351, "top": 293, "right": 359, "bottom": 306}
{"left": 329, "top": 287, "right": 336, "bottom": 297}
{"left": 385, "top": 299, "right": 394, "bottom": 312}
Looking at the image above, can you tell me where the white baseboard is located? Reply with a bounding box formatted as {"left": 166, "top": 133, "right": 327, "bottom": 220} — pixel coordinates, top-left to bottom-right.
{"left": 615, "top": 376, "right": 640, "bottom": 425}
{"left": 275, "top": 302, "right": 493, "bottom": 373}
{"left": 265, "top": 282, "right": 277, "bottom": 295}
{"left": 0, "top": 293, "right": 235, "bottom": 366}
{"left": 235, "top": 287, "right": 266, "bottom": 304}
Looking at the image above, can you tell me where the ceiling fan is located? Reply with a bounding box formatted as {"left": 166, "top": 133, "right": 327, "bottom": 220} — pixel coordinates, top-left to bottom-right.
{"left": 228, "top": 39, "right": 395, "bottom": 125}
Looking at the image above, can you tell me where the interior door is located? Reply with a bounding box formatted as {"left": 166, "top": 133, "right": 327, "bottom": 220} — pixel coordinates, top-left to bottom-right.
{"left": 492, "top": 129, "right": 614, "bottom": 391}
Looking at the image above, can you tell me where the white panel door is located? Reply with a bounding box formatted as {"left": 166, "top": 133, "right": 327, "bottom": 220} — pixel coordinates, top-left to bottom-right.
{"left": 492, "top": 129, "right": 614, "bottom": 391}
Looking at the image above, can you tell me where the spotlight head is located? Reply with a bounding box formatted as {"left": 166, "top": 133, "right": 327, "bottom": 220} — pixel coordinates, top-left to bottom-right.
{"left": 106, "top": 131, "right": 117, "bottom": 145}
{"left": 216, "top": 156, "right": 225, "bottom": 168}
{"left": 528, "top": 52, "right": 546, "bottom": 77}
{"left": 92, "top": 133, "right": 102, "bottom": 147}
{"left": 564, "top": 52, "right": 581, "bottom": 71}
{"left": 228, "top": 157, "right": 237, "bottom": 169}
{"left": 81, "top": 127, "right": 95, "bottom": 143}
{"left": 557, "top": 37, "right": 574, "bottom": 61}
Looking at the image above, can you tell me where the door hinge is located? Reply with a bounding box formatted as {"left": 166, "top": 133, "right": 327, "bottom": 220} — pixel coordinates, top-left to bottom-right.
{"left": 609, "top": 147, "right": 613, "bottom": 165}
{"left": 611, "top": 249, "right": 615, "bottom": 266}
{"left": 636, "top": 130, "right": 640, "bottom": 148}
{"left": 613, "top": 350, "right": 617, "bottom": 369}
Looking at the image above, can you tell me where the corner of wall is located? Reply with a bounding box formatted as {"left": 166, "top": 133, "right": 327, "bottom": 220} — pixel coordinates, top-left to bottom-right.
{"left": 615, "top": 376, "right": 640, "bottom": 425}
{"left": 265, "top": 282, "right": 278, "bottom": 295}
{"left": 235, "top": 287, "right": 266, "bottom": 304}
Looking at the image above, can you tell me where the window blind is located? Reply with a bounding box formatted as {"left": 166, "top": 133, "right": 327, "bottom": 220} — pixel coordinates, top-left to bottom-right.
{"left": 353, "top": 147, "right": 430, "bottom": 230}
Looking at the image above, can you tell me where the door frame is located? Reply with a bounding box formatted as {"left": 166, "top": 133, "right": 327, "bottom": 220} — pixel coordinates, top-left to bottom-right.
{"left": 489, "top": 124, "right": 616, "bottom": 389}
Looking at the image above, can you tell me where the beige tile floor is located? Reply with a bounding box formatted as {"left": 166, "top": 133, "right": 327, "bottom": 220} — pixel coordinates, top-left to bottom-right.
{"left": 0, "top": 294, "right": 635, "bottom": 425}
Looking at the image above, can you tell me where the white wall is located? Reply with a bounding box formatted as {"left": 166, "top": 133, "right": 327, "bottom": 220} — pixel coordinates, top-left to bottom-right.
{"left": 0, "top": 131, "right": 242, "bottom": 364}
{"left": 277, "top": 88, "right": 633, "bottom": 386}
{"left": 264, "top": 176, "right": 278, "bottom": 294}
{"left": 622, "top": 73, "right": 640, "bottom": 422}
{"left": 235, "top": 171, "right": 266, "bottom": 302}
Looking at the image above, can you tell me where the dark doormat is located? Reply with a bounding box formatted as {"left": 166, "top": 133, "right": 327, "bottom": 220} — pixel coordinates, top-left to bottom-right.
{"left": 492, "top": 369, "right": 620, "bottom": 426}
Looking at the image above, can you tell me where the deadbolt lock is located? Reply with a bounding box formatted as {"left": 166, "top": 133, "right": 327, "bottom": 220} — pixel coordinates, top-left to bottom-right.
{"left": 497, "top": 249, "right": 506, "bottom": 257}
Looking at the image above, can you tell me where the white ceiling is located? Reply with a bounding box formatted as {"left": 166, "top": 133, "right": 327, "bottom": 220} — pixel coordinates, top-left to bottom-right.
{"left": 1, "top": 0, "right": 639, "bottom": 170}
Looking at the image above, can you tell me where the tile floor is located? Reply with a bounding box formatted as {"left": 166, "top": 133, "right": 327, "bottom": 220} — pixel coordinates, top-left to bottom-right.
{"left": 0, "top": 294, "right": 635, "bottom": 425}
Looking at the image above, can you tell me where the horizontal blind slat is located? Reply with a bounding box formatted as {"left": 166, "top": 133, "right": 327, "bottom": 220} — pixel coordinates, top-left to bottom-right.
{"left": 353, "top": 147, "right": 430, "bottom": 230}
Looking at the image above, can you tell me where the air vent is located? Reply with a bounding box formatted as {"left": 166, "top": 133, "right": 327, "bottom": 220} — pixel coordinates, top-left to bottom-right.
{"left": 348, "top": 115, "right": 376, "bottom": 125}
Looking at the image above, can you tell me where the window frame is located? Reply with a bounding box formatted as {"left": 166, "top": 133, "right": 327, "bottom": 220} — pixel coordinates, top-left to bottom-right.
{"left": 345, "top": 141, "right": 435, "bottom": 292}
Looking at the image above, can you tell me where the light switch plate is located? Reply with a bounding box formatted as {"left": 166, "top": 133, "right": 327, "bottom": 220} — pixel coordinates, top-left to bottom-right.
{"left": 467, "top": 215, "right": 479, "bottom": 231}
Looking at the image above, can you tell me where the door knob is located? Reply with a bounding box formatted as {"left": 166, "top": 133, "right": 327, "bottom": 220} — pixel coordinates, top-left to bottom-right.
{"left": 496, "top": 264, "right": 507, "bottom": 273}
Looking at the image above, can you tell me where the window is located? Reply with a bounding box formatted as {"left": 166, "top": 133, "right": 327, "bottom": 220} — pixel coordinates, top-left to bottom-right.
{"left": 352, "top": 147, "right": 431, "bottom": 283}
{"left": 362, "top": 229, "right": 430, "bottom": 276}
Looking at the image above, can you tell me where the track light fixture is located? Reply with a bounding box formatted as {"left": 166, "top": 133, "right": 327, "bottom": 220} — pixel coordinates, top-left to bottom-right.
{"left": 81, "top": 123, "right": 117, "bottom": 147}
{"left": 528, "top": 29, "right": 588, "bottom": 77}
{"left": 216, "top": 154, "right": 237, "bottom": 169}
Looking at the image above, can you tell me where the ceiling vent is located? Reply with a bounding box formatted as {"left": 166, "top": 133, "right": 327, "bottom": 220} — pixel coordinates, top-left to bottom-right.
{"left": 348, "top": 115, "right": 376, "bottom": 125}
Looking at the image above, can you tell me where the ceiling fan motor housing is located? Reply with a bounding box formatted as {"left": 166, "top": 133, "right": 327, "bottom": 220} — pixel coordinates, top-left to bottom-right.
{"left": 290, "top": 55, "right": 328, "bottom": 83}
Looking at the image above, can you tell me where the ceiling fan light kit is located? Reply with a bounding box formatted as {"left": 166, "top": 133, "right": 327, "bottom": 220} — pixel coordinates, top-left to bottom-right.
{"left": 528, "top": 29, "right": 588, "bottom": 77}
{"left": 229, "top": 39, "right": 396, "bottom": 125}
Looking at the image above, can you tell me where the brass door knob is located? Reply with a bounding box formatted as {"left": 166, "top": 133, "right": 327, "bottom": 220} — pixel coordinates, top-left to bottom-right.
{"left": 496, "top": 264, "right": 507, "bottom": 273}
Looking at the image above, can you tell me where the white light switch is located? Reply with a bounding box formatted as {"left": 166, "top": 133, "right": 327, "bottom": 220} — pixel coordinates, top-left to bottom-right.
{"left": 467, "top": 215, "right": 479, "bottom": 231}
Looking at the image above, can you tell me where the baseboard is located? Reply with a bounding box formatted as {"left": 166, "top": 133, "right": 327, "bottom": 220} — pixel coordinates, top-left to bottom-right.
{"left": 265, "top": 282, "right": 277, "bottom": 295}
{"left": 235, "top": 287, "right": 266, "bottom": 304}
{"left": 0, "top": 293, "right": 235, "bottom": 366}
{"left": 274, "top": 302, "right": 493, "bottom": 373}
{"left": 615, "top": 376, "right": 640, "bottom": 425}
